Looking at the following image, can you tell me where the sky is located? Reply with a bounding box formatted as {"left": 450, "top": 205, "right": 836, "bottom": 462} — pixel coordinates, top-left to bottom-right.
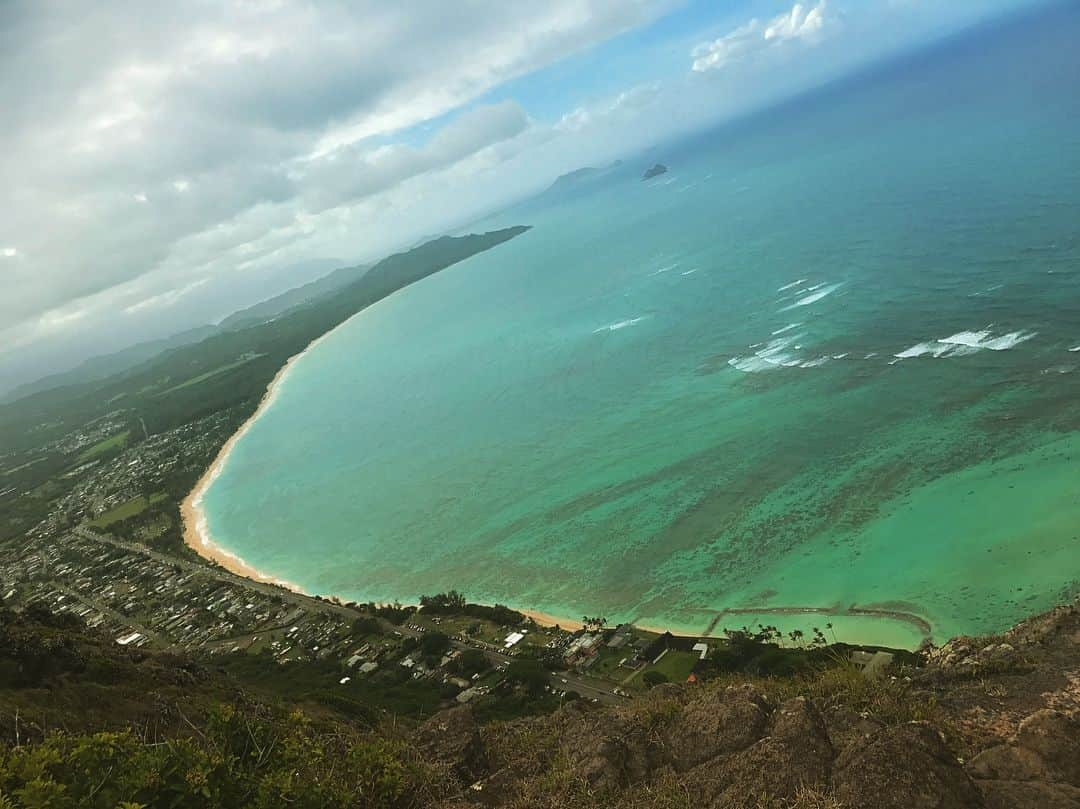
{"left": 0, "top": 0, "right": 1045, "bottom": 394}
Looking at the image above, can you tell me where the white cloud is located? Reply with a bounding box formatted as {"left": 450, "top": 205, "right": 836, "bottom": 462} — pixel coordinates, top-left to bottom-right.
{"left": 0, "top": 1, "right": 673, "bottom": 353}
{"left": 764, "top": 2, "right": 831, "bottom": 43}
{"left": 1, "top": 247, "right": 17, "bottom": 258}
{"left": 124, "top": 278, "right": 209, "bottom": 315}
{"left": 692, "top": 1, "right": 836, "bottom": 73}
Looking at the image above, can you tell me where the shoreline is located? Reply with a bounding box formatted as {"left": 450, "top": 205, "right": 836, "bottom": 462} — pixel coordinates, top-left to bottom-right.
{"left": 181, "top": 342, "right": 322, "bottom": 594}
{"left": 179, "top": 341, "right": 930, "bottom": 649}
{"left": 177, "top": 339, "right": 617, "bottom": 635}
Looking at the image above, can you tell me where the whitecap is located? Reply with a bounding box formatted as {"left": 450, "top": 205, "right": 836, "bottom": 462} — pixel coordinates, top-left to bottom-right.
{"left": 894, "top": 328, "right": 1036, "bottom": 359}
{"left": 939, "top": 329, "right": 1036, "bottom": 351}
{"left": 777, "top": 279, "right": 807, "bottom": 292}
{"left": 780, "top": 283, "right": 843, "bottom": 311}
{"left": 894, "top": 342, "right": 955, "bottom": 359}
{"left": 800, "top": 357, "right": 830, "bottom": 368}
{"left": 681, "top": 269, "right": 699, "bottom": 276}
{"left": 771, "top": 322, "right": 802, "bottom": 335}
{"left": 593, "top": 316, "right": 646, "bottom": 334}
{"left": 728, "top": 334, "right": 803, "bottom": 373}
{"left": 1070, "top": 345, "right": 1080, "bottom": 352}
{"left": 651, "top": 263, "right": 679, "bottom": 276}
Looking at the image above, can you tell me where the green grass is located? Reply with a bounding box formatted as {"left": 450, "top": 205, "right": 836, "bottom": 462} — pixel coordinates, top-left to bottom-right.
{"left": 2, "top": 457, "right": 48, "bottom": 476}
{"left": 88, "top": 491, "right": 167, "bottom": 528}
{"left": 76, "top": 430, "right": 131, "bottom": 463}
{"left": 156, "top": 355, "right": 264, "bottom": 396}
{"left": 631, "top": 650, "right": 700, "bottom": 688}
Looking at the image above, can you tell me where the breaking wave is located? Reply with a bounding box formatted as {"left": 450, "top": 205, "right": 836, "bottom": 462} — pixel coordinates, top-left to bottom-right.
{"left": 593, "top": 316, "right": 647, "bottom": 334}
{"left": 894, "top": 328, "right": 1037, "bottom": 360}
{"left": 780, "top": 283, "right": 843, "bottom": 311}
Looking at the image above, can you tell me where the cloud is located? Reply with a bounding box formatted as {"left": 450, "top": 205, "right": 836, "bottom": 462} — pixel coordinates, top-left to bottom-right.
{"left": 765, "top": 2, "right": 831, "bottom": 43}
{"left": 691, "top": 2, "right": 836, "bottom": 73}
{"left": 299, "top": 101, "right": 530, "bottom": 212}
{"left": 0, "top": 1, "right": 672, "bottom": 352}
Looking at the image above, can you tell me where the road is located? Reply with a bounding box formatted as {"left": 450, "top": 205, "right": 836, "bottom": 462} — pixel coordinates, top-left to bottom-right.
{"left": 70, "top": 527, "right": 622, "bottom": 703}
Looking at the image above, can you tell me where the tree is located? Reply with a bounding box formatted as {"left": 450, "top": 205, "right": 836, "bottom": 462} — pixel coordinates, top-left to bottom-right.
{"left": 505, "top": 659, "right": 549, "bottom": 697}
{"left": 642, "top": 670, "right": 669, "bottom": 687}
{"left": 420, "top": 631, "right": 451, "bottom": 658}
{"left": 450, "top": 649, "right": 489, "bottom": 678}
{"left": 351, "top": 617, "right": 381, "bottom": 637}
{"left": 419, "top": 591, "right": 466, "bottom": 614}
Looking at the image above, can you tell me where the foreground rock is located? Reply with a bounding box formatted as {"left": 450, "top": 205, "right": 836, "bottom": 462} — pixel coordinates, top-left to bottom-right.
{"left": 418, "top": 601, "right": 1080, "bottom": 808}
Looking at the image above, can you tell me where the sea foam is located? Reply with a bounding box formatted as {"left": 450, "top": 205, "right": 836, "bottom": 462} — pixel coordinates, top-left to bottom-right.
{"left": 594, "top": 316, "right": 646, "bottom": 333}
{"left": 780, "top": 283, "right": 843, "bottom": 311}
{"left": 894, "top": 328, "right": 1036, "bottom": 360}
{"left": 771, "top": 322, "right": 802, "bottom": 335}
{"left": 939, "top": 329, "right": 1036, "bottom": 351}
{"left": 728, "top": 334, "right": 810, "bottom": 373}
{"left": 777, "top": 279, "right": 807, "bottom": 292}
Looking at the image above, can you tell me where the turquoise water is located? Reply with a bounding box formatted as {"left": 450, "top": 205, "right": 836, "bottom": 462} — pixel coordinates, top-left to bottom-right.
{"left": 203, "top": 6, "right": 1080, "bottom": 648}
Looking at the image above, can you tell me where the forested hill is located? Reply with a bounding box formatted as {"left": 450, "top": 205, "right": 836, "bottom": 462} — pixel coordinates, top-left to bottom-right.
{"left": 1, "top": 598, "right": 1078, "bottom": 807}
{"left": 0, "top": 226, "right": 529, "bottom": 453}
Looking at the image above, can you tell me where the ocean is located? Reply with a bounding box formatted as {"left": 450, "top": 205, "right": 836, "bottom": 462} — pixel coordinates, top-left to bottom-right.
{"left": 199, "top": 4, "right": 1080, "bottom": 649}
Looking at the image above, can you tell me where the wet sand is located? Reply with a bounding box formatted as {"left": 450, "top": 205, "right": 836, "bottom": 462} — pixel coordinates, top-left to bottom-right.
{"left": 181, "top": 347, "right": 313, "bottom": 592}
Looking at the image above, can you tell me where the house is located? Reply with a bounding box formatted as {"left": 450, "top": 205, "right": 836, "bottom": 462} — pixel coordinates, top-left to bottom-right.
{"left": 564, "top": 632, "right": 603, "bottom": 667}
{"left": 639, "top": 632, "right": 674, "bottom": 664}
{"left": 606, "top": 623, "right": 634, "bottom": 649}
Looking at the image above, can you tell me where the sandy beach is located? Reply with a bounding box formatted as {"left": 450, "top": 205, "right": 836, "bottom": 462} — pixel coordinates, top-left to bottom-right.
{"left": 181, "top": 346, "right": 315, "bottom": 593}
{"left": 179, "top": 340, "right": 604, "bottom": 633}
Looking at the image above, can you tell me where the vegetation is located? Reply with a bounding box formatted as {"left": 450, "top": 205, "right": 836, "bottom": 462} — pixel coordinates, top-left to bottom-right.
{"left": 87, "top": 492, "right": 168, "bottom": 529}
{"left": 75, "top": 430, "right": 131, "bottom": 463}
{"left": 0, "top": 228, "right": 530, "bottom": 455}
{"left": 0, "top": 713, "right": 423, "bottom": 809}
{"left": 418, "top": 591, "right": 525, "bottom": 626}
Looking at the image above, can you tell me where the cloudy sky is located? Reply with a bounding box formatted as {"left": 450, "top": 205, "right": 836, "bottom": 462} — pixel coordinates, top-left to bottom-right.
{"left": 0, "top": 0, "right": 1041, "bottom": 393}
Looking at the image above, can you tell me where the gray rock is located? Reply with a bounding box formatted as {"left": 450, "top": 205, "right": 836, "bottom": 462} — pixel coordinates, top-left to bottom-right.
{"left": 834, "top": 722, "right": 984, "bottom": 809}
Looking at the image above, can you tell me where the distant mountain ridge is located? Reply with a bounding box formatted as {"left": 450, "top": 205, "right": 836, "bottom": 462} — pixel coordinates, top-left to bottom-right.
{"left": 2, "top": 325, "right": 220, "bottom": 403}
{"left": 542, "top": 160, "right": 623, "bottom": 196}
{"left": 0, "top": 226, "right": 531, "bottom": 450}
{"left": 4, "top": 259, "right": 378, "bottom": 404}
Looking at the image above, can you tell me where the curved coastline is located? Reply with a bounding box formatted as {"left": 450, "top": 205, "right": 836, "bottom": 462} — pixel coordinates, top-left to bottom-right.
{"left": 179, "top": 339, "right": 930, "bottom": 648}
{"left": 179, "top": 329, "right": 598, "bottom": 630}
{"left": 181, "top": 343, "right": 316, "bottom": 594}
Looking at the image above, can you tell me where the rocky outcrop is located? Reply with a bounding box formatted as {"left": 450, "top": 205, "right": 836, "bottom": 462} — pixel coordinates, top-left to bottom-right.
{"left": 423, "top": 601, "right": 1080, "bottom": 809}
{"left": 414, "top": 705, "right": 489, "bottom": 784}
{"left": 701, "top": 697, "right": 835, "bottom": 809}
{"left": 664, "top": 683, "right": 769, "bottom": 770}
{"left": 834, "top": 722, "right": 983, "bottom": 808}
{"left": 968, "top": 709, "right": 1080, "bottom": 806}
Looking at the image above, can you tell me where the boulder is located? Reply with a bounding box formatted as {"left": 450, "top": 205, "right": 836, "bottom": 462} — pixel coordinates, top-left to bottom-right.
{"left": 1012, "top": 710, "right": 1080, "bottom": 786}
{"left": 967, "top": 744, "right": 1051, "bottom": 782}
{"left": 413, "top": 706, "right": 488, "bottom": 783}
{"left": 834, "top": 722, "right": 984, "bottom": 809}
{"left": 664, "top": 684, "right": 769, "bottom": 771}
{"left": 558, "top": 714, "right": 656, "bottom": 791}
{"left": 978, "top": 780, "right": 1080, "bottom": 809}
{"left": 682, "top": 697, "right": 834, "bottom": 809}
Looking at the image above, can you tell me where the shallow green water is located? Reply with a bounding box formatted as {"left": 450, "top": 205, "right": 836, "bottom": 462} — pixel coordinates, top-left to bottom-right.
{"left": 201, "top": 8, "right": 1080, "bottom": 648}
